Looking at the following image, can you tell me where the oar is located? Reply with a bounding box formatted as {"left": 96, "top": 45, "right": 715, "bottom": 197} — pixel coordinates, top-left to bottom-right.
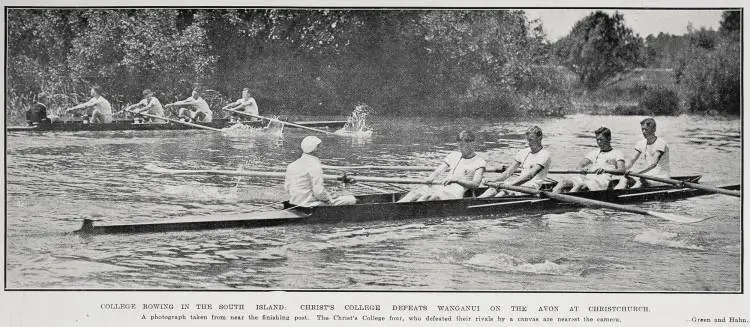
{"left": 224, "top": 108, "right": 337, "bottom": 136}
{"left": 618, "top": 171, "right": 741, "bottom": 198}
{"left": 145, "top": 164, "right": 440, "bottom": 185}
{"left": 485, "top": 182, "right": 705, "bottom": 223}
{"left": 547, "top": 170, "right": 741, "bottom": 198}
{"left": 135, "top": 112, "right": 221, "bottom": 132}
{"left": 321, "top": 164, "right": 508, "bottom": 173}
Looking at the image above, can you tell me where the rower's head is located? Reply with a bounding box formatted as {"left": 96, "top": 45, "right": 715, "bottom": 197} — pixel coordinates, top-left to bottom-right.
{"left": 525, "top": 125, "right": 543, "bottom": 148}
{"left": 301, "top": 136, "right": 322, "bottom": 154}
{"left": 90, "top": 86, "right": 101, "bottom": 97}
{"left": 242, "top": 88, "right": 250, "bottom": 98}
{"left": 640, "top": 118, "right": 656, "bottom": 138}
{"left": 142, "top": 89, "right": 154, "bottom": 99}
{"left": 191, "top": 88, "right": 202, "bottom": 99}
{"left": 594, "top": 127, "right": 612, "bottom": 151}
{"left": 456, "top": 130, "right": 476, "bottom": 157}
{"left": 37, "top": 92, "right": 49, "bottom": 103}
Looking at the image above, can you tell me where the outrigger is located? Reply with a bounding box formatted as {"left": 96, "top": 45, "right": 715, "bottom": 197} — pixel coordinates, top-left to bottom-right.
{"left": 75, "top": 174, "right": 740, "bottom": 235}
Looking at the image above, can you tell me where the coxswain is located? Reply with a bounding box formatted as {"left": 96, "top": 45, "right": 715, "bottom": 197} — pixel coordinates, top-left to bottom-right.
{"left": 479, "top": 125, "right": 552, "bottom": 197}
{"left": 166, "top": 88, "right": 213, "bottom": 123}
{"left": 65, "top": 86, "right": 113, "bottom": 123}
{"left": 123, "top": 89, "right": 166, "bottom": 123}
{"left": 398, "top": 130, "right": 486, "bottom": 202}
{"left": 552, "top": 127, "right": 625, "bottom": 193}
{"left": 285, "top": 136, "right": 356, "bottom": 207}
{"left": 26, "top": 92, "right": 51, "bottom": 125}
{"left": 615, "top": 118, "right": 671, "bottom": 189}
{"left": 222, "top": 88, "right": 259, "bottom": 123}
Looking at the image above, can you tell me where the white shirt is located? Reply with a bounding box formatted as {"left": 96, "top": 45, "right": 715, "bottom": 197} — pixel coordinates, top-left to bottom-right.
{"left": 178, "top": 96, "right": 213, "bottom": 122}
{"left": 584, "top": 148, "right": 625, "bottom": 179}
{"left": 441, "top": 152, "right": 486, "bottom": 197}
{"left": 515, "top": 147, "right": 552, "bottom": 186}
{"left": 137, "top": 97, "right": 165, "bottom": 121}
{"left": 87, "top": 96, "right": 112, "bottom": 116}
{"left": 236, "top": 97, "right": 259, "bottom": 115}
{"left": 285, "top": 154, "right": 330, "bottom": 206}
{"left": 634, "top": 137, "right": 670, "bottom": 178}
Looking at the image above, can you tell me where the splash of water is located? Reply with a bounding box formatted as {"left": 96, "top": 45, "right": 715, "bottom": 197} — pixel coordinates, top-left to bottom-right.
{"left": 221, "top": 115, "right": 284, "bottom": 137}
{"left": 465, "top": 252, "right": 581, "bottom": 276}
{"left": 633, "top": 230, "right": 705, "bottom": 250}
{"left": 335, "top": 104, "right": 375, "bottom": 137}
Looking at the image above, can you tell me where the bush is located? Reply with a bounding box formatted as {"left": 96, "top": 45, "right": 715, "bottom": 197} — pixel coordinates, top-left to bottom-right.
{"left": 639, "top": 87, "right": 680, "bottom": 115}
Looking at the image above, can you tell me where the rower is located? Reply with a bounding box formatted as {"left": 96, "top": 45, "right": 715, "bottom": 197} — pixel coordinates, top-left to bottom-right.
{"left": 398, "top": 130, "right": 486, "bottom": 202}
{"left": 166, "top": 88, "right": 213, "bottom": 123}
{"left": 615, "top": 118, "right": 670, "bottom": 189}
{"left": 285, "top": 136, "right": 356, "bottom": 207}
{"left": 552, "top": 127, "right": 625, "bottom": 193}
{"left": 479, "top": 125, "right": 551, "bottom": 197}
{"left": 65, "top": 86, "right": 113, "bottom": 123}
{"left": 26, "top": 92, "right": 51, "bottom": 126}
{"left": 123, "top": 89, "right": 166, "bottom": 123}
{"left": 222, "top": 88, "right": 259, "bottom": 123}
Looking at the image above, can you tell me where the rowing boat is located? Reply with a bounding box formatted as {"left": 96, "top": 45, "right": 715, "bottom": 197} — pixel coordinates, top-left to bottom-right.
{"left": 7, "top": 118, "right": 347, "bottom": 132}
{"left": 75, "top": 175, "right": 740, "bottom": 235}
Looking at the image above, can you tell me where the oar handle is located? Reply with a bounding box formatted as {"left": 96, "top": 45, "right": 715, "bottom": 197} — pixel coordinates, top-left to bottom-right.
{"left": 604, "top": 170, "right": 741, "bottom": 198}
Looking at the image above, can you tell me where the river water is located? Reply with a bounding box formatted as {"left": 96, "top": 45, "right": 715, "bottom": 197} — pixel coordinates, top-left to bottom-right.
{"left": 4, "top": 114, "right": 742, "bottom": 291}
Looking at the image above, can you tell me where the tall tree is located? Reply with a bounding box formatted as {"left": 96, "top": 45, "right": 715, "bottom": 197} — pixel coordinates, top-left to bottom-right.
{"left": 554, "top": 11, "right": 642, "bottom": 89}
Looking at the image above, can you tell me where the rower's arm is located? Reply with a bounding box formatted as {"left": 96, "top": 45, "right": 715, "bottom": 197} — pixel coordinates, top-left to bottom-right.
{"left": 491, "top": 161, "right": 520, "bottom": 182}
{"left": 68, "top": 98, "right": 97, "bottom": 111}
{"left": 451, "top": 167, "right": 485, "bottom": 189}
{"left": 623, "top": 150, "right": 641, "bottom": 170}
{"left": 635, "top": 150, "right": 664, "bottom": 174}
{"left": 576, "top": 158, "right": 593, "bottom": 171}
{"left": 222, "top": 99, "right": 241, "bottom": 110}
{"left": 169, "top": 97, "right": 196, "bottom": 108}
{"left": 426, "top": 163, "right": 449, "bottom": 182}
{"left": 509, "top": 164, "right": 543, "bottom": 186}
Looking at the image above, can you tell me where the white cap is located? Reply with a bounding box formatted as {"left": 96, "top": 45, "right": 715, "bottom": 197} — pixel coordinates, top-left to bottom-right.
{"left": 301, "top": 136, "right": 322, "bottom": 153}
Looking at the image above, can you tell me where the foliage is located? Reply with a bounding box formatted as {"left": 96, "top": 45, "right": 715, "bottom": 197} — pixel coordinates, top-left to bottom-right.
{"left": 639, "top": 87, "right": 680, "bottom": 115}
{"left": 554, "top": 11, "right": 642, "bottom": 89}
{"left": 676, "top": 35, "right": 740, "bottom": 115}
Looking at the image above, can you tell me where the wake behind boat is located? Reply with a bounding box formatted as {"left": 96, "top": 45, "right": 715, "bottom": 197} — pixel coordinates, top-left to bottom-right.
{"left": 76, "top": 175, "right": 739, "bottom": 235}
{"left": 7, "top": 118, "right": 347, "bottom": 132}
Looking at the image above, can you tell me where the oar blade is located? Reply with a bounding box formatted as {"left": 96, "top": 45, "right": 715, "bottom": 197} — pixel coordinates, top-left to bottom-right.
{"left": 645, "top": 210, "right": 708, "bottom": 224}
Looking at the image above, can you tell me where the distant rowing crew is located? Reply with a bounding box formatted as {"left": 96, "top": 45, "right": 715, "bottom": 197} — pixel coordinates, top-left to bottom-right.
{"left": 284, "top": 118, "right": 671, "bottom": 207}
{"left": 25, "top": 86, "right": 260, "bottom": 126}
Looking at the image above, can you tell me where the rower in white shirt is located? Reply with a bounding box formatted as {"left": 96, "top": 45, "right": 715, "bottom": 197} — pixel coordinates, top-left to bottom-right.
{"left": 479, "top": 125, "right": 552, "bottom": 197}
{"left": 552, "top": 127, "right": 626, "bottom": 193}
{"left": 222, "top": 88, "right": 259, "bottom": 123}
{"left": 123, "top": 89, "right": 165, "bottom": 123}
{"left": 616, "top": 117, "right": 671, "bottom": 189}
{"left": 65, "top": 86, "right": 113, "bottom": 123}
{"left": 397, "top": 130, "right": 486, "bottom": 202}
{"left": 285, "top": 136, "right": 357, "bottom": 207}
{"left": 166, "top": 88, "right": 213, "bottom": 123}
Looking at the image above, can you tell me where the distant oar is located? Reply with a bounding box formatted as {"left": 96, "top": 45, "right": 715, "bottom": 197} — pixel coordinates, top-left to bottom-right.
{"left": 485, "top": 182, "right": 705, "bottom": 224}
{"left": 136, "top": 112, "right": 221, "bottom": 132}
{"left": 548, "top": 170, "right": 741, "bottom": 198}
{"left": 321, "top": 164, "right": 508, "bottom": 173}
{"left": 224, "top": 108, "right": 338, "bottom": 136}
{"left": 145, "top": 164, "right": 440, "bottom": 185}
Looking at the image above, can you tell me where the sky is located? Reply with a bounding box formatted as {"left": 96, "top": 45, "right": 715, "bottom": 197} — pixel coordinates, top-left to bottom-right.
{"left": 524, "top": 9, "right": 726, "bottom": 41}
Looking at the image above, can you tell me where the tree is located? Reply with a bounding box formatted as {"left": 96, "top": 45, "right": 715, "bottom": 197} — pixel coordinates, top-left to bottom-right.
{"left": 719, "top": 10, "right": 740, "bottom": 33}
{"left": 554, "top": 11, "right": 642, "bottom": 89}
